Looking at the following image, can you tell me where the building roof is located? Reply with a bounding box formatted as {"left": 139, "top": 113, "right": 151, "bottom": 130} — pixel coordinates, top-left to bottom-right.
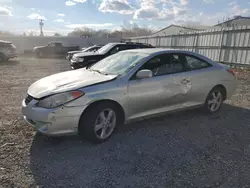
{"left": 129, "top": 16, "right": 250, "bottom": 39}
{"left": 151, "top": 24, "right": 212, "bottom": 37}
{"left": 214, "top": 16, "right": 250, "bottom": 26}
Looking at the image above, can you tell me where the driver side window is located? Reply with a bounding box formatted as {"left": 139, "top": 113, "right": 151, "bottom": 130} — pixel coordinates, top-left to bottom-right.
{"left": 139, "top": 54, "right": 185, "bottom": 77}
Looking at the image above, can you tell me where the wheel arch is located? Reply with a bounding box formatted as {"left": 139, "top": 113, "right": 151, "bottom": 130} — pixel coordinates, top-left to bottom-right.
{"left": 78, "top": 99, "right": 125, "bottom": 128}
{"left": 209, "top": 84, "right": 227, "bottom": 101}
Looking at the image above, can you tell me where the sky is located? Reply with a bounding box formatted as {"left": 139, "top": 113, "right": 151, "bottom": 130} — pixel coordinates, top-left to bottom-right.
{"left": 0, "top": 0, "right": 250, "bottom": 36}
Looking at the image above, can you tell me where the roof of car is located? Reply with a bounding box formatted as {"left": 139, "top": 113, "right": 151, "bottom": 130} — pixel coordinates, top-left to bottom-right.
{"left": 121, "top": 48, "right": 213, "bottom": 62}
{"left": 107, "top": 42, "right": 152, "bottom": 46}
{"left": 120, "top": 48, "right": 209, "bottom": 57}
{"left": 122, "top": 48, "right": 182, "bottom": 54}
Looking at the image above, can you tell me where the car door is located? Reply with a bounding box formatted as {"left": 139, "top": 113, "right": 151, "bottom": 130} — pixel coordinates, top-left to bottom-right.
{"left": 178, "top": 53, "right": 215, "bottom": 106}
{"left": 127, "top": 53, "right": 191, "bottom": 120}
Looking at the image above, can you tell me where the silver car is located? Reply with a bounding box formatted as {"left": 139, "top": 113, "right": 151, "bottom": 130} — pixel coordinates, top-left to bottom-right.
{"left": 22, "top": 49, "right": 236, "bottom": 143}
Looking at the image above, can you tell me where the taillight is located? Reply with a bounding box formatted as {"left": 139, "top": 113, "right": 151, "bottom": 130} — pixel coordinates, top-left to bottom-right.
{"left": 226, "top": 69, "right": 235, "bottom": 76}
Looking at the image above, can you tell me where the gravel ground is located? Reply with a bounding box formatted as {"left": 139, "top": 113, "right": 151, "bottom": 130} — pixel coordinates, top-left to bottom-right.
{"left": 0, "top": 57, "right": 249, "bottom": 188}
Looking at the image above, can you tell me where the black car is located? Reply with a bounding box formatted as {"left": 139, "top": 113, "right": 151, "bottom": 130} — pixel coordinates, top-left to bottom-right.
{"left": 66, "top": 45, "right": 103, "bottom": 61}
{"left": 70, "top": 42, "right": 154, "bottom": 69}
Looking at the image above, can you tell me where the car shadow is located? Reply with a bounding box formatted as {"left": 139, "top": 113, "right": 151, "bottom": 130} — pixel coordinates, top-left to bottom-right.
{"left": 30, "top": 104, "right": 250, "bottom": 188}
{"left": 0, "top": 59, "right": 20, "bottom": 66}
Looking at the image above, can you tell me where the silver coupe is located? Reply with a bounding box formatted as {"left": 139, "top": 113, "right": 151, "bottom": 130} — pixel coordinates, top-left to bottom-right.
{"left": 22, "top": 49, "right": 236, "bottom": 143}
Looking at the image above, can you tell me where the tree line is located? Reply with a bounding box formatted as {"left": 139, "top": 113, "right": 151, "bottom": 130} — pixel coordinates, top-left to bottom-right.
{"left": 67, "top": 23, "right": 153, "bottom": 38}
{"left": 0, "top": 23, "right": 153, "bottom": 38}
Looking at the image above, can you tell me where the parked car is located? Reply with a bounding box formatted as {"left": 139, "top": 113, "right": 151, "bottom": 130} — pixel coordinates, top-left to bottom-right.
{"left": 70, "top": 42, "right": 154, "bottom": 69}
{"left": 0, "top": 40, "right": 17, "bottom": 62}
{"left": 22, "top": 49, "right": 236, "bottom": 143}
{"left": 34, "top": 42, "right": 79, "bottom": 58}
{"left": 66, "top": 45, "right": 103, "bottom": 61}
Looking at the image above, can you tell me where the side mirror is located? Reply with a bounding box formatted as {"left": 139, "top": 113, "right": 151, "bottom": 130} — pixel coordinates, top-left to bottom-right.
{"left": 136, "top": 69, "right": 153, "bottom": 79}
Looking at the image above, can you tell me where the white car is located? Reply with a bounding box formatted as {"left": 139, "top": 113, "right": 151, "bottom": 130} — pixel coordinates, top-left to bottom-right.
{"left": 22, "top": 49, "right": 236, "bottom": 143}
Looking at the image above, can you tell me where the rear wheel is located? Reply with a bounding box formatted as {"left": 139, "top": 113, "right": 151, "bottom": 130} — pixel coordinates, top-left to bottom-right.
{"left": 204, "top": 87, "right": 224, "bottom": 113}
{"left": 79, "top": 102, "right": 120, "bottom": 143}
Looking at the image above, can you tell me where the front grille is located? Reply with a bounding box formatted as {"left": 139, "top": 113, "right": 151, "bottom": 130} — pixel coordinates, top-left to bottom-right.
{"left": 25, "top": 94, "right": 33, "bottom": 105}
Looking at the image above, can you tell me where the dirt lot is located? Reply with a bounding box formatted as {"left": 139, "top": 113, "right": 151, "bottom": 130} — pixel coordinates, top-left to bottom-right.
{"left": 0, "top": 57, "right": 249, "bottom": 188}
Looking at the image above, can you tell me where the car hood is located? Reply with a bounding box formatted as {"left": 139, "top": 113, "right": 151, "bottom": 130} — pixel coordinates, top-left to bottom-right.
{"left": 34, "top": 46, "right": 45, "bottom": 50}
{"left": 28, "top": 69, "right": 117, "bottom": 99}
{"left": 73, "top": 52, "right": 100, "bottom": 57}
{"left": 67, "top": 51, "right": 82, "bottom": 54}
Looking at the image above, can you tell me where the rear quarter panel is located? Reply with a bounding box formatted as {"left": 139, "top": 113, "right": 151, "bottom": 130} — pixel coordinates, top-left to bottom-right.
{"left": 181, "top": 67, "right": 224, "bottom": 105}
{"left": 215, "top": 66, "right": 237, "bottom": 99}
{"left": 192, "top": 65, "right": 236, "bottom": 101}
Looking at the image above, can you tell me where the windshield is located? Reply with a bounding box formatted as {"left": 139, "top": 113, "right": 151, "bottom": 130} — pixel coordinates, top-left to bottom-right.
{"left": 96, "top": 43, "right": 116, "bottom": 54}
{"left": 82, "top": 46, "right": 95, "bottom": 52}
{"left": 89, "top": 51, "right": 148, "bottom": 75}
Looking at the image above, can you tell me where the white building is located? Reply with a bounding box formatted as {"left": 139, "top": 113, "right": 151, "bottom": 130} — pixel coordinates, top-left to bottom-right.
{"left": 149, "top": 16, "right": 250, "bottom": 37}
{"left": 215, "top": 16, "right": 250, "bottom": 27}
{"left": 151, "top": 24, "right": 212, "bottom": 37}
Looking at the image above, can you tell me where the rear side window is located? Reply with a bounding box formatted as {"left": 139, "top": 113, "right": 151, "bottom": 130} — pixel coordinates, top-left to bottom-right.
{"left": 109, "top": 45, "right": 132, "bottom": 55}
{"left": 184, "top": 55, "right": 211, "bottom": 70}
{"left": 119, "top": 45, "right": 131, "bottom": 51}
{"left": 137, "top": 45, "right": 151, "bottom": 48}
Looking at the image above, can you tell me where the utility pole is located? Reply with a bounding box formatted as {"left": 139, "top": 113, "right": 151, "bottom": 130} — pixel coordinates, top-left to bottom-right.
{"left": 39, "top": 19, "right": 44, "bottom": 36}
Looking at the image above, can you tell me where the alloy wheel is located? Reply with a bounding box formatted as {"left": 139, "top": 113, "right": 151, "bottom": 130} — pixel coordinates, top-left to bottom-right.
{"left": 207, "top": 91, "right": 222, "bottom": 112}
{"left": 94, "top": 108, "right": 116, "bottom": 140}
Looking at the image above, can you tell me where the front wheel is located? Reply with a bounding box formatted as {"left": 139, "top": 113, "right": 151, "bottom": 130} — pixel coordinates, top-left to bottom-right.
{"left": 79, "top": 102, "right": 120, "bottom": 143}
{"left": 204, "top": 87, "right": 223, "bottom": 113}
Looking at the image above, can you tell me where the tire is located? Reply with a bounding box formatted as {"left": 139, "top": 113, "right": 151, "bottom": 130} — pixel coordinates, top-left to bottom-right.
{"left": 79, "top": 102, "right": 120, "bottom": 144}
{"left": 203, "top": 87, "right": 224, "bottom": 113}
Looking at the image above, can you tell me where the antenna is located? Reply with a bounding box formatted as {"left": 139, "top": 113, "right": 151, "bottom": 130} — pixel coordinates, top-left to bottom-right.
{"left": 39, "top": 19, "right": 44, "bottom": 36}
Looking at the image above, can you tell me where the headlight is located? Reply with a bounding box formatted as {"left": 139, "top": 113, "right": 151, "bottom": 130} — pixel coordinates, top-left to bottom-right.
{"left": 37, "top": 90, "right": 84, "bottom": 108}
